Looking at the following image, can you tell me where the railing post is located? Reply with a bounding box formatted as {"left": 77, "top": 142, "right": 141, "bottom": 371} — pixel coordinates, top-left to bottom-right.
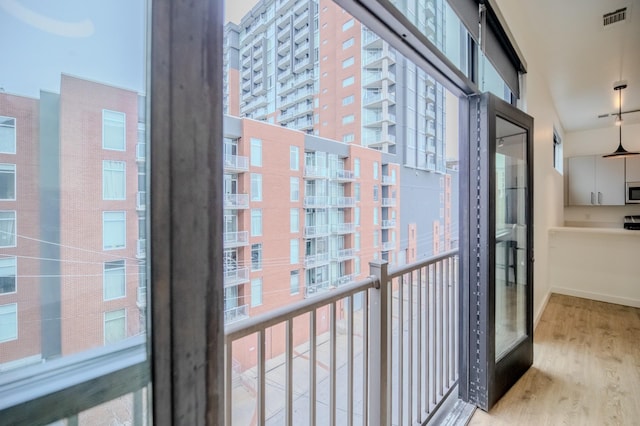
{"left": 369, "top": 260, "right": 389, "bottom": 426}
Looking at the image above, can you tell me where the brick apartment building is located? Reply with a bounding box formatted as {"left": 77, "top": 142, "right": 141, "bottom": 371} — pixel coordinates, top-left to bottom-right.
{"left": 0, "top": 75, "right": 147, "bottom": 370}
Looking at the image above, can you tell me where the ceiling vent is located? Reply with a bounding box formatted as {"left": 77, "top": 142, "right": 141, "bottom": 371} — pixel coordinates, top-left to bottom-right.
{"left": 603, "top": 7, "right": 627, "bottom": 26}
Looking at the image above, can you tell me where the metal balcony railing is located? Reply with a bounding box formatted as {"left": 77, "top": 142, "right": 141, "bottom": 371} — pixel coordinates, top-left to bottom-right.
{"left": 333, "top": 273, "right": 355, "bottom": 287}
{"left": 381, "top": 241, "right": 395, "bottom": 251}
{"left": 136, "top": 143, "right": 146, "bottom": 161}
{"left": 333, "top": 248, "right": 355, "bottom": 261}
{"left": 223, "top": 231, "right": 249, "bottom": 248}
{"left": 136, "top": 239, "right": 146, "bottom": 259}
{"left": 332, "top": 196, "right": 355, "bottom": 207}
{"left": 136, "top": 191, "right": 146, "bottom": 211}
{"left": 381, "top": 219, "right": 396, "bottom": 228}
{"left": 334, "top": 169, "right": 355, "bottom": 181}
{"left": 224, "top": 267, "right": 250, "bottom": 287}
{"left": 224, "top": 304, "right": 249, "bottom": 324}
{"left": 382, "top": 197, "right": 397, "bottom": 207}
{"left": 304, "top": 252, "right": 330, "bottom": 268}
{"left": 136, "top": 286, "right": 147, "bottom": 308}
{"left": 382, "top": 175, "right": 396, "bottom": 185}
{"left": 223, "top": 154, "right": 249, "bottom": 172}
{"left": 224, "top": 193, "right": 249, "bottom": 209}
{"left": 304, "top": 224, "right": 330, "bottom": 238}
{"left": 332, "top": 222, "right": 356, "bottom": 234}
{"left": 224, "top": 250, "right": 459, "bottom": 426}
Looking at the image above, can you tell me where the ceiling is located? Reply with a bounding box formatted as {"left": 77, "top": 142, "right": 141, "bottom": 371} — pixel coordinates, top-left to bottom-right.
{"left": 516, "top": 0, "right": 640, "bottom": 133}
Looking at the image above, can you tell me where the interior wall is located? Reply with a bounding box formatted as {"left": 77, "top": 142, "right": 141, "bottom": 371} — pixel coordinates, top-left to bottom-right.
{"left": 493, "top": 0, "right": 566, "bottom": 326}
{"left": 564, "top": 123, "right": 640, "bottom": 227}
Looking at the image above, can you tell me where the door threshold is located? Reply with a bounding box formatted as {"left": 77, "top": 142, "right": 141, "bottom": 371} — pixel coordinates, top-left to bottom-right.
{"left": 425, "top": 387, "right": 476, "bottom": 426}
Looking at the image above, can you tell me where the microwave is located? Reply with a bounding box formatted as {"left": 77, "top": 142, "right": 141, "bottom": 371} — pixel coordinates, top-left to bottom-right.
{"left": 627, "top": 182, "right": 640, "bottom": 204}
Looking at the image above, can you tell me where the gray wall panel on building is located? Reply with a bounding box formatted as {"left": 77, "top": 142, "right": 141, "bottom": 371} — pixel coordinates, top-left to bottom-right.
{"left": 304, "top": 135, "right": 349, "bottom": 157}
{"left": 223, "top": 115, "right": 243, "bottom": 137}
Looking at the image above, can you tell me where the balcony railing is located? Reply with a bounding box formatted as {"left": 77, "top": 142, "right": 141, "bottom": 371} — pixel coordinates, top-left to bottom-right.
{"left": 224, "top": 193, "right": 249, "bottom": 209}
{"left": 303, "top": 196, "right": 329, "bottom": 208}
{"left": 223, "top": 231, "right": 249, "bottom": 248}
{"left": 136, "top": 286, "right": 147, "bottom": 308}
{"left": 303, "top": 252, "right": 330, "bottom": 268}
{"left": 304, "top": 224, "right": 330, "bottom": 238}
{"left": 333, "top": 273, "right": 355, "bottom": 287}
{"left": 334, "top": 169, "right": 355, "bottom": 181}
{"left": 332, "top": 196, "right": 355, "bottom": 207}
{"left": 381, "top": 241, "right": 395, "bottom": 251}
{"left": 332, "top": 222, "right": 356, "bottom": 234}
{"left": 303, "top": 166, "right": 328, "bottom": 179}
{"left": 224, "top": 267, "right": 250, "bottom": 287}
{"left": 382, "top": 197, "right": 397, "bottom": 207}
{"left": 223, "top": 154, "right": 249, "bottom": 172}
{"left": 136, "top": 239, "right": 146, "bottom": 259}
{"left": 381, "top": 219, "right": 396, "bottom": 228}
{"left": 224, "top": 304, "right": 249, "bottom": 324}
{"left": 136, "top": 143, "right": 146, "bottom": 161}
{"left": 136, "top": 191, "right": 146, "bottom": 211}
{"left": 224, "top": 250, "right": 460, "bottom": 426}
{"left": 333, "top": 247, "right": 355, "bottom": 261}
{"left": 382, "top": 175, "right": 396, "bottom": 185}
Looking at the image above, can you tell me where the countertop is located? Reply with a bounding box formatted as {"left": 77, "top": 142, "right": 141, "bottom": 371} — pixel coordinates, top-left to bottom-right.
{"left": 549, "top": 226, "right": 640, "bottom": 236}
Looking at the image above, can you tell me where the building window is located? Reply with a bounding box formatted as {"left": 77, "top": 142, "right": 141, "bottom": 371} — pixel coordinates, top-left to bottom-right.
{"left": 0, "top": 257, "right": 16, "bottom": 295}
{"left": 290, "top": 208, "right": 299, "bottom": 233}
{"left": 553, "top": 130, "right": 563, "bottom": 173}
{"left": 355, "top": 183, "right": 361, "bottom": 202}
{"left": 342, "top": 76, "right": 355, "bottom": 87}
{"left": 0, "top": 164, "right": 16, "bottom": 200}
{"left": 102, "top": 110, "right": 126, "bottom": 151}
{"left": 343, "top": 133, "right": 355, "bottom": 143}
{"left": 290, "top": 239, "right": 299, "bottom": 264}
{"left": 355, "top": 232, "right": 361, "bottom": 251}
{"left": 102, "top": 160, "right": 126, "bottom": 200}
{"left": 104, "top": 308, "right": 126, "bottom": 344}
{"left": 342, "top": 114, "right": 355, "bottom": 124}
{"left": 373, "top": 161, "right": 379, "bottom": 179}
{"left": 0, "top": 303, "right": 17, "bottom": 343}
{"left": 251, "top": 244, "right": 262, "bottom": 271}
{"left": 354, "top": 158, "right": 360, "bottom": 177}
{"left": 342, "top": 57, "right": 354, "bottom": 69}
{"left": 0, "top": 211, "right": 16, "bottom": 248}
{"left": 103, "top": 260, "right": 126, "bottom": 300}
{"left": 251, "top": 209, "right": 262, "bottom": 236}
{"left": 373, "top": 185, "right": 379, "bottom": 201}
{"left": 290, "top": 177, "right": 299, "bottom": 201}
{"left": 355, "top": 257, "right": 361, "bottom": 275}
{"left": 290, "top": 270, "right": 300, "bottom": 295}
{"left": 290, "top": 146, "right": 299, "bottom": 171}
{"left": 0, "top": 116, "right": 16, "bottom": 154}
{"left": 251, "top": 278, "right": 263, "bottom": 307}
{"left": 342, "top": 18, "right": 354, "bottom": 31}
{"left": 103, "top": 211, "right": 126, "bottom": 250}
{"left": 355, "top": 207, "right": 360, "bottom": 226}
{"left": 251, "top": 173, "right": 262, "bottom": 201}
{"left": 342, "top": 95, "right": 354, "bottom": 105}
{"left": 374, "top": 230, "right": 379, "bottom": 247}
{"left": 251, "top": 137, "right": 262, "bottom": 167}
{"left": 373, "top": 208, "right": 379, "bottom": 225}
{"left": 342, "top": 37, "right": 354, "bottom": 49}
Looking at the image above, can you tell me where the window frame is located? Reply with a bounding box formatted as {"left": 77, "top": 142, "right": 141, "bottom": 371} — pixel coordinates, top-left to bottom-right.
{"left": 251, "top": 137, "right": 262, "bottom": 167}
{"left": 102, "top": 160, "right": 126, "bottom": 200}
{"left": 0, "top": 302, "right": 18, "bottom": 343}
{"left": 0, "top": 256, "right": 17, "bottom": 295}
{"left": 0, "top": 116, "right": 17, "bottom": 154}
{"left": 103, "top": 260, "right": 126, "bottom": 301}
{"left": 250, "top": 278, "right": 263, "bottom": 307}
{"left": 290, "top": 208, "right": 299, "bottom": 233}
{"left": 103, "top": 308, "right": 127, "bottom": 345}
{"left": 290, "top": 146, "right": 299, "bottom": 171}
{"left": 102, "top": 211, "right": 126, "bottom": 251}
{"left": 102, "top": 110, "right": 126, "bottom": 151}
{"left": 0, "top": 210, "right": 17, "bottom": 248}
{"left": 251, "top": 209, "right": 262, "bottom": 236}
{"left": 289, "top": 270, "right": 300, "bottom": 295}
{"left": 0, "top": 164, "right": 16, "bottom": 201}
{"left": 251, "top": 243, "right": 262, "bottom": 271}
{"left": 250, "top": 173, "right": 262, "bottom": 201}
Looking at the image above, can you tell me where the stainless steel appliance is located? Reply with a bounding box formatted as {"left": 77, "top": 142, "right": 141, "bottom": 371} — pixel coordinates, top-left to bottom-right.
{"left": 624, "top": 215, "right": 640, "bottom": 230}
{"left": 626, "top": 182, "right": 640, "bottom": 204}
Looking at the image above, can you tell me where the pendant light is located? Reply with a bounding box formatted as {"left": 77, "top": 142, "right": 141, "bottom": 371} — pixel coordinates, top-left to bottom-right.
{"left": 603, "top": 84, "right": 640, "bottom": 158}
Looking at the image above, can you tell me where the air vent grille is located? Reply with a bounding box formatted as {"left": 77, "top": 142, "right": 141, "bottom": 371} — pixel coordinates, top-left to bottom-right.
{"left": 603, "top": 7, "right": 627, "bottom": 26}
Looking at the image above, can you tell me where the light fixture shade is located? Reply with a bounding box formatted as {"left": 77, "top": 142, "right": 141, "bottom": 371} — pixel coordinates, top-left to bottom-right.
{"left": 603, "top": 84, "right": 639, "bottom": 158}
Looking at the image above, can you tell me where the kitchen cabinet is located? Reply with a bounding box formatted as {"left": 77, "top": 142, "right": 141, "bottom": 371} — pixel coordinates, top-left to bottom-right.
{"left": 626, "top": 156, "right": 640, "bottom": 182}
{"left": 567, "top": 155, "right": 625, "bottom": 205}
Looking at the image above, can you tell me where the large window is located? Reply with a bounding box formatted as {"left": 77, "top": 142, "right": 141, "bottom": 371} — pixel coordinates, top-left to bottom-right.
{"left": 251, "top": 173, "right": 262, "bottom": 201}
{"left": 251, "top": 137, "right": 262, "bottom": 167}
{"left": 290, "top": 239, "right": 299, "bottom": 264}
{"left": 0, "top": 303, "right": 17, "bottom": 343}
{"left": 0, "top": 211, "right": 16, "bottom": 247}
{"left": 290, "top": 208, "right": 299, "bottom": 233}
{"left": 290, "top": 177, "right": 299, "bottom": 201}
{"left": 251, "top": 243, "right": 262, "bottom": 271}
{"left": 103, "top": 260, "right": 126, "bottom": 300}
{"left": 103, "top": 160, "right": 126, "bottom": 200}
{"left": 103, "top": 211, "right": 126, "bottom": 250}
{"left": 251, "top": 278, "right": 263, "bottom": 307}
{"left": 0, "top": 117, "right": 16, "bottom": 154}
{"left": 0, "top": 256, "right": 16, "bottom": 295}
{"left": 290, "top": 270, "right": 299, "bottom": 295}
{"left": 251, "top": 209, "right": 262, "bottom": 236}
{"left": 102, "top": 110, "right": 126, "bottom": 151}
{"left": 0, "top": 164, "right": 15, "bottom": 200}
{"left": 290, "top": 146, "right": 299, "bottom": 170}
{"left": 103, "top": 309, "right": 126, "bottom": 344}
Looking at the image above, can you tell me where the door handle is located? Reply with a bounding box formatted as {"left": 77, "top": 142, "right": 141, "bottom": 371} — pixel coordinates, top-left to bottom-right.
{"left": 598, "top": 192, "right": 602, "bottom": 204}
{"left": 591, "top": 192, "right": 595, "bottom": 204}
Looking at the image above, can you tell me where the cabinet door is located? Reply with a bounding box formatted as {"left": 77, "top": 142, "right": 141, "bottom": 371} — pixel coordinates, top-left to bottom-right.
{"left": 568, "top": 156, "right": 595, "bottom": 205}
{"left": 626, "top": 156, "right": 640, "bottom": 182}
{"left": 595, "top": 157, "right": 625, "bottom": 205}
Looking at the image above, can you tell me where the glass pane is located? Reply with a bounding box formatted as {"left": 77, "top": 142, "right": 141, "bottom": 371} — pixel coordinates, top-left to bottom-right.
{"left": 495, "top": 116, "right": 527, "bottom": 360}
{"left": 0, "top": 0, "right": 149, "bottom": 418}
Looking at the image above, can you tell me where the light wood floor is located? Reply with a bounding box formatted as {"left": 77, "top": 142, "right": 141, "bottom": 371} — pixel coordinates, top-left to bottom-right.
{"left": 468, "top": 293, "right": 640, "bottom": 426}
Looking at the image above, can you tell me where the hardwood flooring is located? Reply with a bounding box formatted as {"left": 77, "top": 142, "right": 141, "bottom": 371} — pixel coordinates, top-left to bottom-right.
{"left": 468, "top": 293, "right": 640, "bottom": 426}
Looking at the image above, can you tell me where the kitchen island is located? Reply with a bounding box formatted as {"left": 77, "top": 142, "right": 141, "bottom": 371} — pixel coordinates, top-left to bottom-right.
{"left": 548, "top": 227, "right": 640, "bottom": 308}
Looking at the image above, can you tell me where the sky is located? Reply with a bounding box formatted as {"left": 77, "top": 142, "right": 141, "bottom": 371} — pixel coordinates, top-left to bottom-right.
{"left": 225, "top": 0, "right": 257, "bottom": 24}
{"left": 0, "top": 0, "right": 146, "bottom": 98}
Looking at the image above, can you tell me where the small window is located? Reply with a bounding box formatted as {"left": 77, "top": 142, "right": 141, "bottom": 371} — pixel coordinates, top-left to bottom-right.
{"left": 251, "top": 173, "right": 262, "bottom": 201}
{"left": 342, "top": 38, "right": 354, "bottom": 49}
{"left": 373, "top": 161, "right": 379, "bottom": 179}
{"left": 102, "top": 110, "right": 126, "bottom": 151}
{"left": 355, "top": 183, "right": 361, "bottom": 202}
{"left": 0, "top": 303, "right": 18, "bottom": 342}
{"left": 553, "top": 130, "right": 563, "bottom": 173}
{"left": 290, "top": 146, "right": 299, "bottom": 171}
{"left": 355, "top": 257, "right": 361, "bottom": 275}
{"left": 354, "top": 158, "right": 360, "bottom": 177}
{"left": 290, "top": 177, "right": 299, "bottom": 201}
{"left": 0, "top": 116, "right": 16, "bottom": 154}
{"left": 290, "top": 270, "right": 300, "bottom": 295}
{"left": 290, "top": 208, "right": 299, "bottom": 233}
{"left": 104, "top": 308, "right": 126, "bottom": 344}
{"left": 373, "top": 185, "right": 379, "bottom": 202}
{"left": 343, "top": 133, "right": 355, "bottom": 143}
{"left": 251, "top": 244, "right": 262, "bottom": 271}
{"left": 373, "top": 230, "right": 379, "bottom": 247}
{"left": 103, "top": 160, "right": 126, "bottom": 200}
{"left": 251, "top": 209, "right": 262, "bottom": 236}
{"left": 342, "top": 19, "right": 354, "bottom": 31}
{"left": 290, "top": 239, "right": 299, "bottom": 264}
{"left": 342, "top": 57, "right": 354, "bottom": 68}
{"left": 355, "top": 207, "right": 360, "bottom": 226}
{"left": 342, "top": 76, "right": 355, "bottom": 87}
{"left": 373, "top": 208, "right": 379, "bottom": 225}
{"left": 342, "top": 95, "right": 354, "bottom": 105}
{"left": 0, "top": 211, "right": 16, "bottom": 247}
{"left": 251, "top": 138, "right": 262, "bottom": 167}
{"left": 0, "top": 256, "right": 16, "bottom": 295}
{"left": 103, "top": 211, "right": 126, "bottom": 250}
{"left": 355, "top": 233, "right": 361, "bottom": 251}
{"left": 0, "top": 164, "right": 16, "bottom": 200}
{"left": 103, "top": 260, "right": 126, "bottom": 300}
{"left": 342, "top": 114, "right": 355, "bottom": 124}
{"left": 251, "top": 278, "right": 263, "bottom": 307}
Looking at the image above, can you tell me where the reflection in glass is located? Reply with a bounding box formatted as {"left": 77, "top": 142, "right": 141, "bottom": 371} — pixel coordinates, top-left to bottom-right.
{"left": 494, "top": 116, "right": 527, "bottom": 360}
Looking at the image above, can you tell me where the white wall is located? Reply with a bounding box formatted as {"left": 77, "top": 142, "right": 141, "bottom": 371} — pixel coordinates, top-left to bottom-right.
{"left": 564, "top": 123, "right": 640, "bottom": 227}
{"left": 494, "top": 0, "right": 566, "bottom": 326}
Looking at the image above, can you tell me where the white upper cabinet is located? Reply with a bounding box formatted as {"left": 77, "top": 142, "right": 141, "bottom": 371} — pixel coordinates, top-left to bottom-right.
{"left": 568, "top": 155, "right": 625, "bottom": 206}
{"left": 626, "top": 156, "right": 640, "bottom": 182}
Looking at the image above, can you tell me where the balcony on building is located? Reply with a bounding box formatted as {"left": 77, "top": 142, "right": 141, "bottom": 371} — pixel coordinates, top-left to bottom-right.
{"left": 294, "top": 40, "right": 310, "bottom": 58}
{"left": 381, "top": 197, "right": 396, "bottom": 207}
{"left": 253, "top": 82, "right": 266, "bottom": 95}
{"left": 381, "top": 240, "right": 395, "bottom": 251}
{"left": 426, "top": 104, "right": 436, "bottom": 119}
{"left": 224, "top": 266, "right": 250, "bottom": 287}
{"left": 303, "top": 166, "right": 329, "bottom": 179}
{"left": 381, "top": 219, "right": 396, "bottom": 229}
{"left": 241, "top": 78, "right": 251, "bottom": 92}
{"left": 362, "top": 28, "right": 383, "bottom": 48}
{"left": 303, "top": 224, "right": 330, "bottom": 238}
{"left": 224, "top": 304, "right": 249, "bottom": 324}
{"left": 241, "top": 53, "right": 251, "bottom": 69}
{"left": 136, "top": 239, "right": 146, "bottom": 259}
{"left": 332, "top": 222, "right": 356, "bottom": 234}
{"left": 136, "top": 191, "right": 146, "bottom": 211}
{"left": 224, "top": 193, "right": 249, "bottom": 209}
{"left": 276, "top": 9, "right": 292, "bottom": 27}
{"left": 362, "top": 130, "right": 396, "bottom": 149}
{"left": 332, "top": 196, "right": 355, "bottom": 208}
{"left": 223, "top": 230, "right": 249, "bottom": 248}
{"left": 293, "top": 56, "right": 312, "bottom": 72}
{"left": 332, "top": 248, "right": 355, "bottom": 261}
{"left": 381, "top": 174, "right": 396, "bottom": 185}
{"left": 293, "top": 25, "right": 308, "bottom": 43}
{"left": 303, "top": 252, "right": 330, "bottom": 268}
{"left": 136, "top": 286, "right": 147, "bottom": 309}
{"left": 427, "top": 85, "right": 436, "bottom": 101}
{"left": 333, "top": 168, "right": 355, "bottom": 182}
{"left": 303, "top": 195, "right": 329, "bottom": 207}
{"left": 277, "top": 23, "right": 291, "bottom": 41}
{"left": 362, "top": 69, "right": 382, "bottom": 87}
{"left": 333, "top": 273, "right": 355, "bottom": 287}
{"left": 136, "top": 143, "right": 146, "bottom": 162}
{"left": 303, "top": 280, "right": 331, "bottom": 298}
{"left": 223, "top": 153, "right": 249, "bottom": 173}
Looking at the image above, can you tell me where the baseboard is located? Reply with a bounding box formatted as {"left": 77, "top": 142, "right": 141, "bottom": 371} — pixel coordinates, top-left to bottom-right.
{"left": 550, "top": 286, "right": 640, "bottom": 308}
{"left": 534, "top": 290, "right": 551, "bottom": 330}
